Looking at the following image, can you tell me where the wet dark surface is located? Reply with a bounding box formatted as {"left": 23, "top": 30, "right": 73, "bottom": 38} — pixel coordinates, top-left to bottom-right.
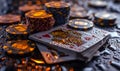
{"left": 0, "top": 0, "right": 120, "bottom": 71}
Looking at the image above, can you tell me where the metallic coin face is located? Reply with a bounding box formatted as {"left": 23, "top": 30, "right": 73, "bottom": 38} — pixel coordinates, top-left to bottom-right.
{"left": 68, "top": 19, "right": 94, "bottom": 30}
{"left": 45, "top": 1, "right": 70, "bottom": 8}
{"left": 6, "top": 24, "right": 28, "bottom": 35}
{"left": 3, "top": 40, "right": 35, "bottom": 55}
{"left": 25, "top": 10, "right": 53, "bottom": 18}
{"left": 74, "top": 21, "right": 88, "bottom": 26}
{"left": 95, "top": 12, "right": 117, "bottom": 20}
{"left": 88, "top": 0, "right": 107, "bottom": 7}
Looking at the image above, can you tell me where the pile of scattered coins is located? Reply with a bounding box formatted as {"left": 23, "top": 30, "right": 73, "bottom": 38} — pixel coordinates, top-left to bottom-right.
{"left": 0, "top": 0, "right": 120, "bottom": 71}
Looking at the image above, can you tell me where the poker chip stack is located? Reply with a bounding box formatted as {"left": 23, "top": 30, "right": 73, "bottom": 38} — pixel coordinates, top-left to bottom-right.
{"left": 25, "top": 10, "right": 55, "bottom": 33}
{"left": 45, "top": 1, "right": 70, "bottom": 26}
{"left": 0, "top": 14, "right": 20, "bottom": 25}
{"left": 94, "top": 12, "right": 117, "bottom": 27}
{"left": 4, "top": 23, "right": 36, "bottom": 56}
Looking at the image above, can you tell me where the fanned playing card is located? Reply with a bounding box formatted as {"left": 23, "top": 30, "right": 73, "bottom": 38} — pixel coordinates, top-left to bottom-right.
{"left": 36, "top": 43, "right": 77, "bottom": 64}
{"left": 29, "top": 24, "right": 110, "bottom": 62}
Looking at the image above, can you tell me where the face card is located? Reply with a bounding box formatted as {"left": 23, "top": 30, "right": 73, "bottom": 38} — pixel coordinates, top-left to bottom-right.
{"left": 36, "top": 43, "right": 77, "bottom": 64}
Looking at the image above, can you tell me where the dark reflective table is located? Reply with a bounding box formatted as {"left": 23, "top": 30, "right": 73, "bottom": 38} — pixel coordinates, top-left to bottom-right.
{"left": 0, "top": 0, "right": 120, "bottom": 71}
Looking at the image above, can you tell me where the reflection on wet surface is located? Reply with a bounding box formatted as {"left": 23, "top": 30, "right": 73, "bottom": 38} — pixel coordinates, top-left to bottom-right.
{"left": 0, "top": 0, "right": 120, "bottom": 71}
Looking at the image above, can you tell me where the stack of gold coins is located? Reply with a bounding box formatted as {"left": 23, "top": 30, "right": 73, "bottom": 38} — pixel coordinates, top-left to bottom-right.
{"left": 25, "top": 10, "right": 55, "bottom": 32}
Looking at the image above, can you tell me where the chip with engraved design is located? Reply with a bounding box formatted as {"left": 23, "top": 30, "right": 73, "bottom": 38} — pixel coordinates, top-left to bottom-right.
{"left": 68, "top": 19, "right": 94, "bottom": 30}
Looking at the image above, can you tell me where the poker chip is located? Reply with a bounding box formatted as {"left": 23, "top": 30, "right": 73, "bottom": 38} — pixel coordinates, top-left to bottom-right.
{"left": 19, "top": 4, "right": 43, "bottom": 22}
{"left": 94, "top": 12, "right": 117, "bottom": 27}
{"left": 25, "top": 10, "right": 55, "bottom": 32}
{"left": 45, "top": 1, "right": 70, "bottom": 26}
{"left": 71, "top": 4, "right": 86, "bottom": 12}
{"left": 70, "top": 5, "right": 88, "bottom": 19}
{"left": 45, "top": 1, "right": 70, "bottom": 8}
{"left": 6, "top": 24, "right": 29, "bottom": 40}
{"left": 70, "top": 11, "right": 89, "bottom": 19}
{"left": 0, "top": 14, "right": 20, "bottom": 25}
{"left": 19, "top": 4, "right": 42, "bottom": 12}
{"left": 88, "top": 0, "right": 107, "bottom": 8}
{"left": 68, "top": 19, "right": 94, "bottom": 30}
{"left": 3, "top": 40, "right": 35, "bottom": 56}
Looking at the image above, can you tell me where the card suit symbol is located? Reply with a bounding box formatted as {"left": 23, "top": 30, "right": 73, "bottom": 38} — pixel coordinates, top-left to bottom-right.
{"left": 76, "top": 43, "right": 82, "bottom": 47}
{"left": 70, "top": 45, "right": 74, "bottom": 48}
{"left": 42, "top": 34, "right": 51, "bottom": 38}
{"left": 85, "top": 37, "right": 91, "bottom": 41}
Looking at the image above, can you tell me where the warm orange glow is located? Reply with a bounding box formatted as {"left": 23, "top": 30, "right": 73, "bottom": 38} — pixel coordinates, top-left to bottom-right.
{"left": 29, "top": 48, "right": 34, "bottom": 51}
{"left": 17, "top": 69, "right": 22, "bottom": 71}
{"left": 26, "top": 10, "right": 52, "bottom": 18}
{"left": 7, "top": 50, "right": 12, "bottom": 54}
{"left": 31, "top": 58, "right": 45, "bottom": 64}
{"left": 33, "top": 11, "right": 46, "bottom": 17}
{"left": 46, "top": 67, "right": 51, "bottom": 71}
{"left": 45, "top": 1, "right": 70, "bottom": 8}
{"left": 12, "top": 40, "right": 31, "bottom": 50}
{"left": 15, "top": 24, "right": 27, "bottom": 32}
{"left": 6, "top": 24, "right": 28, "bottom": 35}
{"left": 18, "top": 51, "right": 24, "bottom": 54}
{"left": 54, "top": 2, "right": 61, "bottom": 7}
{"left": 22, "top": 60, "right": 26, "bottom": 64}
{"left": 54, "top": 55, "right": 59, "bottom": 59}
{"left": 3, "top": 46, "right": 8, "bottom": 49}
{"left": 69, "top": 68, "right": 74, "bottom": 71}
